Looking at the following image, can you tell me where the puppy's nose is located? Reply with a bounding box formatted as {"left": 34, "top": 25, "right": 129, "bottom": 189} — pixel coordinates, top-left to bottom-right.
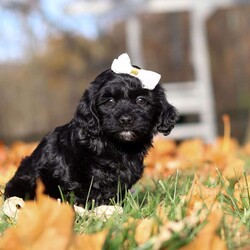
{"left": 119, "top": 115, "right": 133, "bottom": 125}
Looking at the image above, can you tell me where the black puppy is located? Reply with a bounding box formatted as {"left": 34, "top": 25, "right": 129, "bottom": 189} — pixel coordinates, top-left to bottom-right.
{"left": 5, "top": 64, "right": 178, "bottom": 206}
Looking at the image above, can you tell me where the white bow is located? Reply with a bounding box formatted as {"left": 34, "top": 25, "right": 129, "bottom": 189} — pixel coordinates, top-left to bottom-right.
{"left": 111, "top": 53, "right": 161, "bottom": 90}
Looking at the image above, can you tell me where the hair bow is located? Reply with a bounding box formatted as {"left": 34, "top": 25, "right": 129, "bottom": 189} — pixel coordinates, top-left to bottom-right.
{"left": 111, "top": 53, "right": 161, "bottom": 90}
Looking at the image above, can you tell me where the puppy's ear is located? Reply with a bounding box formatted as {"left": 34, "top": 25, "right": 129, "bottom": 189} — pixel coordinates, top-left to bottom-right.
{"left": 73, "top": 88, "right": 100, "bottom": 139}
{"left": 156, "top": 87, "right": 179, "bottom": 136}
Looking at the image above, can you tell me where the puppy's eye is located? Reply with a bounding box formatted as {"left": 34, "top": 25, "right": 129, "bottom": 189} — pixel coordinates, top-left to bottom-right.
{"left": 105, "top": 98, "right": 116, "bottom": 107}
{"left": 136, "top": 97, "right": 147, "bottom": 106}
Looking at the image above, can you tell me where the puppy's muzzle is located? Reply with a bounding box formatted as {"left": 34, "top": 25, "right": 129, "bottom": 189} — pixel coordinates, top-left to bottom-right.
{"left": 119, "top": 115, "right": 133, "bottom": 125}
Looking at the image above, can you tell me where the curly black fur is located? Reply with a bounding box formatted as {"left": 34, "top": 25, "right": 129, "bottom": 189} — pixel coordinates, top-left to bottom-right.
{"left": 4, "top": 69, "right": 178, "bottom": 206}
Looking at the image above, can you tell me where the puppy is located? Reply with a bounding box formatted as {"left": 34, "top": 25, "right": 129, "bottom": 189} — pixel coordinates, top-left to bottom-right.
{"left": 5, "top": 54, "right": 178, "bottom": 206}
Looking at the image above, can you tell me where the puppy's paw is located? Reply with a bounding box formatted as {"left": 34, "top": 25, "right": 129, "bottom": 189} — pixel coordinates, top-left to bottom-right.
{"left": 73, "top": 205, "right": 87, "bottom": 216}
{"left": 93, "top": 205, "right": 123, "bottom": 220}
{"left": 2, "top": 196, "right": 25, "bottom": 219}
{"left": 74, "top": 204, "right": 123, "bottom": 220}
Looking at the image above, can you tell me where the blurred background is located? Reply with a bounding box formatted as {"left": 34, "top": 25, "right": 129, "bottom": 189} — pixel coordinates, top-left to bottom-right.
{"left": 0, "top": 0, "right": 249, "bottom": 144}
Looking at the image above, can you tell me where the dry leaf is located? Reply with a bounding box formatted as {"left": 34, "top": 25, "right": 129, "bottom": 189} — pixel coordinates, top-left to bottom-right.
{"left": 205, "top": 137, "right": 239, "bottom": 171}
{"left": 242, "top": 142, "right": 250, "bottom": 155}
{"left": 0, "top": 142, "right": 8, "bottom": 166}
{"left": 153, "top": 215, "right": 199, "bottom": 250}
{"left": 155, "top": 203, "right": 168, "bottom": 224}
{"left": 222, "top": 214, "right": 249, "bottom": 247}
{"left": 6, "top": 142, "right": 37, "bottom": 167}
{"left": 180, "top": 211, "right": 227, "bottom": 250}
{"left": 0, "top": 181, "right": 75, "bottom": 250}
{"left": 144, "top": 138, "right": 177, "bottom": 171}
{"left": 222, "top": 158, "right": 245, "bottom": 180}
{"left": 0, "top": 181, "right": 109, "bottom": 250}
{"left": 185, "top": 175, "right": 222, "bottom": 216}
{"left": 123, "top": 217, "right": 158, "bottom": 246}
{"left": 0, "top": 165, "right": 17, "bottom": 188}
{"left": 153, "top": 226, "right": 172, "bottom": 250}
{"left": 177, "top": 139, "right": 206, "bottom": 168}
{"left": 135, "top": 218, "right": 156, "bottom": 245}
{"left": 70, "top": 230, "right": 108, "bottom": 250}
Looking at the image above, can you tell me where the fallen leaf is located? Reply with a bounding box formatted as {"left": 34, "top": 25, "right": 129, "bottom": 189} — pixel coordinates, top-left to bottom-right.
{"left": 0, "top": 165, "right": 17, "bottom": 188}
{"left": 0, "top": 181, "right": 110, "bottom": 250}
{"left": 204, "top": 116, "right": 239, "bottom": 171}
{"left": 155, "top": 203, "right": 168, "bottom": 224}
{"left": 70, "top": 230, "right": 108, "bottom": 250}
{"left": 0, "top": 142, "right": 8, "bottom": 166}
{"left": 0, "top": 181, "right": 75, "bottom": 250}
{"left": 153, "top": 226, "right": 172, "bottom": 250}
{"left": 222, "top": 157, "right": 245, "bottom": 180}
{"left": 177, "top": 139, "right": 206, "bottom": 168}
{"left": 6, "top": 141, "right": 37, "bottom": 167}
{"left": 242, "top": 142, "right": 250, "bottom": 155}
{"left": 145, "top": 137, "right": 177, "bottom": 167}
{"left": 135, "top": 218, "right": 156, "bottom": 245}
{"left": 180, "top": 211, "right": 227, "bottom": 250}
{"left": 184, "top": 175, "right": 222, "bottom": 216}
{"left": 153, "top": 215, "right": 199, "bottom": 250}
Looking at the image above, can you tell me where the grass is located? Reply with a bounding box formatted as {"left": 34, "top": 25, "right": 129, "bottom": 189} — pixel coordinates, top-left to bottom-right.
{"left": 1, "top": 168, "right": 250, "bottom": 249}
{"left": 72, "top": 173, "right": 195, "bottom": 249}
{"left": 73, "top": 170, "right": 250, "bottom": 249}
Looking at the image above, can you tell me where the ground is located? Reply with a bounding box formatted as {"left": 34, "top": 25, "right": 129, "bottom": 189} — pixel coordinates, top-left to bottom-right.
{"left": 0, "top": 128, "right": 250, "bottom": 249}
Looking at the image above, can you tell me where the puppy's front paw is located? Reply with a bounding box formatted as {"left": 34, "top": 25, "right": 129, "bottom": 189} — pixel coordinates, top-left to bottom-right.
{"left": 74, "top": 204, "right": 123, "bottom": 220}
{"left": 93, "top": 205, "right": 123, "bottom": 220}
{"left": 2, "top": 196, "right": 25, "bottom": 219}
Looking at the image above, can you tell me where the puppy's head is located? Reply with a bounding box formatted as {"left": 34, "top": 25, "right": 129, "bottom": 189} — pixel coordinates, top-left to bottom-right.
{"left": 74, "top": 69, "right": 178, "bottom": 145}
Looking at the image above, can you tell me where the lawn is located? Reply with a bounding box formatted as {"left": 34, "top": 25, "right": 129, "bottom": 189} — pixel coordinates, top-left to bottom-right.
{"left": 0, "top": 129, "right": 250, "bottom": 249}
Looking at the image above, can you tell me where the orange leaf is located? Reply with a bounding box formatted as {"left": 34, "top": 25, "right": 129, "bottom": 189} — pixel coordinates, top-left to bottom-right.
{"left": 155, "top": 203, "right": 168, "bottom": 224}
{"left": 185, "top": 175, "right": 222, "bottom": 215}
{"left": 0, "top": 142, "right": 8, "bottom": 166}
{"left": 177, "top": 139, "right": 206, "bottom": 167}
{"left": 144, "top": 138, "right": 177, "bottom": 168}
{"left": 180, "top": 211, "right": 227, "bottom": 250}
{"left": 70, "top": 230, "right": 108, "bottom": 250}
{"left": 243, "top": 142, "right": 250, "bottom": 155}
{"left": 222, "top": 157, "right": 245, "bottom": 180}
{"left": 124, "top": 217, "right": 158, "bottom": 246}
{"left": 205, "top": 137, "right": 239, "bottom": 170}
{"left": 0, "top": 181, "right": 75, "bottom": 250}
{"left": 135, "top": 218, "right": 157, "bottom": 245}
{"left": 0, "top": 165, "right": 17, "bottom": 188}
{"left": 3, "top": 141, "right": 37, "bottom": 169}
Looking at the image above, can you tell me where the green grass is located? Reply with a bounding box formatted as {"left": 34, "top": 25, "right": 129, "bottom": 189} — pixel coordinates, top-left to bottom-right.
{"left": 1, "top": 169, "right": 250, "bottom": 249}
{"left": 72, "top": 173, "right": 196, "bottom": 250}
{"left": 73, "top": 171, "right": 250, "bottom": 249}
